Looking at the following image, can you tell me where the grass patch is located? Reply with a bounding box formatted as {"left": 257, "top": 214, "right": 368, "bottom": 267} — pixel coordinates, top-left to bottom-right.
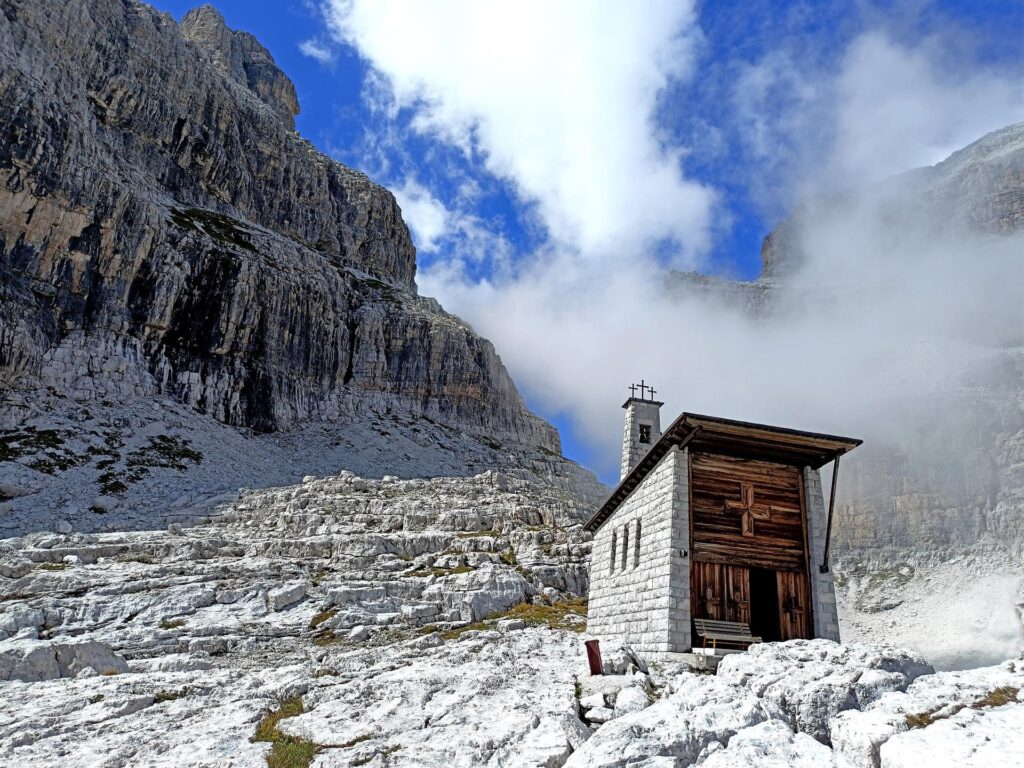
{"left": 498, "top": 549, "right": 517, "bottom": 566}
{"left": 906, "top": 686, "right": 1020, "bottom": 730}
{"left": 308, "top": 609, "right": 337, "bottom": 630}
{"left": 864, "top": 564, "right": 915, "bottom": 592}
{"left": 0, "top": 427, "right": 85, "bottom": 474}
{"left": 311, "top": 629, "right": 343, "bottom": 647}
{"left": 971, "top": 686, "right": 1019, "bottom": 709}
{"left": 339, "top": 734, "right": 372, "bottom": 749}
{"left": 39, "top": 561, "right": 68, "bottom": 571}
{"left": 503, "top": 596, "right": 588, "bottom": 631}
{"left": 159, "top": 618, "right": 186, "bottom": 630}
{"left": 407, "top": 565, "right": 474, "bottom": 578}
{"left": 170, "top": 207, "right": 256, "bottom": 252}
{"left": 155, "top": 689, "right": 187, "bottom": 703}
{"left": 252, "top": 696, "right": 322, "bottom": 768}
{"left": 438, "top": 596, "right": 589, "bottom": 640}
{"left": 457, "top": 530, "right": 501, "bottom": 539}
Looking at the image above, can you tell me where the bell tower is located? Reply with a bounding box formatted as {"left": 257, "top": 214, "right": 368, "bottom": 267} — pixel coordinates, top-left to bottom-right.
{"left": 620, "top": 380, "right": 663, "bottom": 480}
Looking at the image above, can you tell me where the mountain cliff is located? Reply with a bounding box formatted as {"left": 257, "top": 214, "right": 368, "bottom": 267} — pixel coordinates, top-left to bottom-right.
{"left": 0, "top": 0, "right": 555, "bottom": 447}
{"left": 0, "top": 0, "right": 608, "bottom": 533}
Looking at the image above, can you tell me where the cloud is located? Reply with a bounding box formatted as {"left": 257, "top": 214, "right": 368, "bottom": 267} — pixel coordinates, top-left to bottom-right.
{"left": 318, "top": 2, "right": 1024, "bottom": 482}
{"left": 391, "top": 179, "right": 450, "bottom": 253}
{"left": 731, "top": 30, "right": 1024, "bottom": 204}
{"left": 322, "top": 0, "right": 713, "bottom": 261}
{"left": 298, "top": 38, "right": 336, "bottom": 66}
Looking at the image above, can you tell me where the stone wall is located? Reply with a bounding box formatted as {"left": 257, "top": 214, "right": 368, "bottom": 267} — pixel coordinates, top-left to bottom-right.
{"left": 805, "top": 467, "right": 841, "bottom": 641}
{"left": 620, "top": 399, "right": 662, "bottom": 480}
{"left": 588, "top": 447, "right": 689, "bottom": 656}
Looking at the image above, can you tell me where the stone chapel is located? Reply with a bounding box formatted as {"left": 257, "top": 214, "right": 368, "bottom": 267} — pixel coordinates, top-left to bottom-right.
{"left": 585, "top": 385, "right": 861, "bottom": 658}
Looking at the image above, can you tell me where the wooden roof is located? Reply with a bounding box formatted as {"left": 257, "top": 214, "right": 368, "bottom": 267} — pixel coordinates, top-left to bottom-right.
{"left": 583, "top": 412, "right": 861, "bottom": 533}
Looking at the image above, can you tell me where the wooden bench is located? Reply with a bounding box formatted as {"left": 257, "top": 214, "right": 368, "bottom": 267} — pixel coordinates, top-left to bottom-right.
{"left": 692, "top": 619, "right": 761, "bottom": 651}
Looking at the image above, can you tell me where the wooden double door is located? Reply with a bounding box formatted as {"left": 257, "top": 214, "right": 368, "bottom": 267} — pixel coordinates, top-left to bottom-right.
{"left": 690, "top": 561, "right": 811, "bottom": 642}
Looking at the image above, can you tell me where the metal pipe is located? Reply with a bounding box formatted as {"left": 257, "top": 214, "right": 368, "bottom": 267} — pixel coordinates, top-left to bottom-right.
{"left": 819, "top": 454, "right": 841, "bottom": 573}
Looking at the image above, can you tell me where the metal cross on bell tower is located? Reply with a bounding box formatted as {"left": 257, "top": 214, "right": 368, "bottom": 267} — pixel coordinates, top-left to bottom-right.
{"left": 628, "top": 380, "right": 658, "bottom": 402}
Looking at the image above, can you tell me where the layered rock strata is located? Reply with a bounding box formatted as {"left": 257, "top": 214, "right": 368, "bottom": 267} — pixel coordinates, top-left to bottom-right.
{"left": 0, "top": 0, "right": 556, "bottom": 451}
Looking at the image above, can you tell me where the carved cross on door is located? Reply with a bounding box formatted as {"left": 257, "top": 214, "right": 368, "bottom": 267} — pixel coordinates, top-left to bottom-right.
{"left": 724, "top": 482, "right": 774, "bottom": 537}
{"left": 781, "top": 592, "right": 805, "bottom": 623}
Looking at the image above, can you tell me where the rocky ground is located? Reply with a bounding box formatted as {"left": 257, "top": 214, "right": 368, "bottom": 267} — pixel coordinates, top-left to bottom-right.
{"left": 836, "top": 548, "right": 1024, "bottom": 671}
{"left": 0, "top": 389, "right": 605, "bottom": 537}
{"left": 2, "top": 468, "right": 1023, "bottom": 767}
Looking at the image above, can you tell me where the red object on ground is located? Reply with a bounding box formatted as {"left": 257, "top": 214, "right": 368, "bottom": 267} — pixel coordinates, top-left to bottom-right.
{"left": 585, "top": 639, "right": 603, "bottom": 676}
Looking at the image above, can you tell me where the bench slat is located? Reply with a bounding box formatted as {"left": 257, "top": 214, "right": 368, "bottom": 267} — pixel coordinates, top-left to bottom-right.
{"left": 698, "top": 631, "right": 762, "bottom": 642}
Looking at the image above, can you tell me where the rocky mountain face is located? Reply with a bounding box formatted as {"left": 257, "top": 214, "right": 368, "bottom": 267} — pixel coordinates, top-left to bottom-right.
{"left": 0, "top": 0, "right": 556, "bottom": 450}
{"left": 668, "top": 124, "right": 1024, "bottom": 573}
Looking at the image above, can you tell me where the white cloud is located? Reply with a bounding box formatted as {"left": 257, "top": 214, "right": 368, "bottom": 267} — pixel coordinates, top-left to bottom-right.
{"left": 391, "top": 179, "right": 450, "bottom": 253}
{"left": 318, "top": 3, "right": 1024, "bottom": 480}
{"left": 322, "top": 0, "right": 713, "bottom": 260}
{"left": 298, "top": 38, "right": 336, "bottom": 66}
{"left": 732, "top": 31, "right": 1024, "bottom": 201}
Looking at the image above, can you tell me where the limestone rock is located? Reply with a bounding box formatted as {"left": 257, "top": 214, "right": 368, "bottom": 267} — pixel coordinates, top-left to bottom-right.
{"left": 268, "top": 582, "right": 306, "bottom": 612}
{"left": 564, "top": 674, "right": 767, "bottom": 767}
{"left": 0, "top": 0, "right": 558, "bottom": 456}
{"left": 0, "top": 640, "right": 129, "bottom": 681}
{"left": 878, "top": 701, "right": 1024, "bottom": 768}
{"left": 699, "top": 720, "right": 834, "bottom": 768}
{"left": 717, "top": 640, "right": 933, "bottom": 745}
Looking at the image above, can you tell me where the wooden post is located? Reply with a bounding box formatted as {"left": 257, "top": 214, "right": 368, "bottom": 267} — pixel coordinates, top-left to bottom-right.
{"left": 585, "top": 639, "right": 603, "bottom": 676}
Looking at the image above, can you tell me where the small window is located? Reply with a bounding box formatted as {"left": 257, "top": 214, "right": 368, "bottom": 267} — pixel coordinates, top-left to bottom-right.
{"left": 610, "top": 530, "right": 617, "bottom": 572}
{"left": 638, "top": 424, "right": 651, "bottom": 444}
{"left": 634, "top": 519, "right": 642, "bottom": 567}
{"left": 621, "top": 524, "right": 629, "bottom": 570}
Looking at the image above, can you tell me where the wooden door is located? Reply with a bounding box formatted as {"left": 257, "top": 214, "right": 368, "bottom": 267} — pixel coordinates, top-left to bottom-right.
{"left": 776, "top": 570, "right": 812, "bottom": 640}
{"left": 691, "top": 562, "right": 750, "bottom": 624}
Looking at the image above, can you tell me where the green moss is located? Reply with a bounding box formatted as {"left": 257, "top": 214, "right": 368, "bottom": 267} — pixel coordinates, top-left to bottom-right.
{"left": 159, "top": 618, "right": 186, "bottom": 630}
{"left": 38, "top": 562, "right": 67, "bottom": 571}
{"left": 457, "top": 530, "right": 501, "bottom": 539}
{"left": 252, "top": 696, "right": 322, "bottom": 768}
{"left": 170, "top": 207, "right": 257, "bottom": 252}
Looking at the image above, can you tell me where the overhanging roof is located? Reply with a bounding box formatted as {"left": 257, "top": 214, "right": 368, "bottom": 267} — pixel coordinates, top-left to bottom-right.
{"left": 583, "top": 412, "right": 862, "bottom": 533}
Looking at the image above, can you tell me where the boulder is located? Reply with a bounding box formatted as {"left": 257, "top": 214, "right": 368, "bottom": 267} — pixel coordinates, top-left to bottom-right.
{"left": 830, "top": 659, "right": 1024, "bottom": 768}
{"left": 422, "top": 564, "right": 531, "bottom": 622}
{"left": 267, "top": 583, "right": 306, "bottom": 612}
{"left": 699, "top": 721, "right": 834, "bottom": 767}
{"left": 879, "top": 701, "right": 1024, "bottom": 768}
{"left": 0, "top": 640, "right": 130, "bottom": 681}
{"left": 613, "top": 684, "right": 652, "bottom": 717}
{"left": 717, "top": 639, "right": 933, "bottom": 744}
{"left": 564, "top": 674, "right": 766, "bottom": 768}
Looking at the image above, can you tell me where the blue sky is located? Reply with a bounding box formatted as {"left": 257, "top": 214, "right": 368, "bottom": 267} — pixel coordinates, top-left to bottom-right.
{"left": 152, "top": 1, "right": 1024, "bottom": 483}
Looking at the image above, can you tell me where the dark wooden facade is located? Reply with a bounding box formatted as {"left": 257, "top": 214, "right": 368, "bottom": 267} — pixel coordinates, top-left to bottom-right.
{"left": 688, "top": 451, "right": 813, "bottom": 642}
{"left": 584, "top": 410, "right": 862, "bottom": 649}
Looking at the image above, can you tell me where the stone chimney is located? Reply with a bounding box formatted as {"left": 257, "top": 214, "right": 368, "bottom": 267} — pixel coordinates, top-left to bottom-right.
{"left": 620, "top": 381, "right": 663, "bottom": 480}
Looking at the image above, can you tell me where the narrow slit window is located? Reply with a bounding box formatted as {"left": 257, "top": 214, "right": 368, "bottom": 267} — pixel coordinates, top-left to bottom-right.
{"left": 638, "top": 423, "right": 651, "bottom": 444}
{"left": 634, "top": 519, "right": 642, "bottom": 567}
{"left": 621, "top": 524, "right": 629, "bottom": 570}
{"left": 610, "top": 530, "right": 617, "bottom": 572}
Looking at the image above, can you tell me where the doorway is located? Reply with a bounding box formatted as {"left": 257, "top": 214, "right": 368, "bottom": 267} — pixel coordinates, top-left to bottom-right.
{"left": 749, "top": 567, "right": 781, "bottom": 642}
